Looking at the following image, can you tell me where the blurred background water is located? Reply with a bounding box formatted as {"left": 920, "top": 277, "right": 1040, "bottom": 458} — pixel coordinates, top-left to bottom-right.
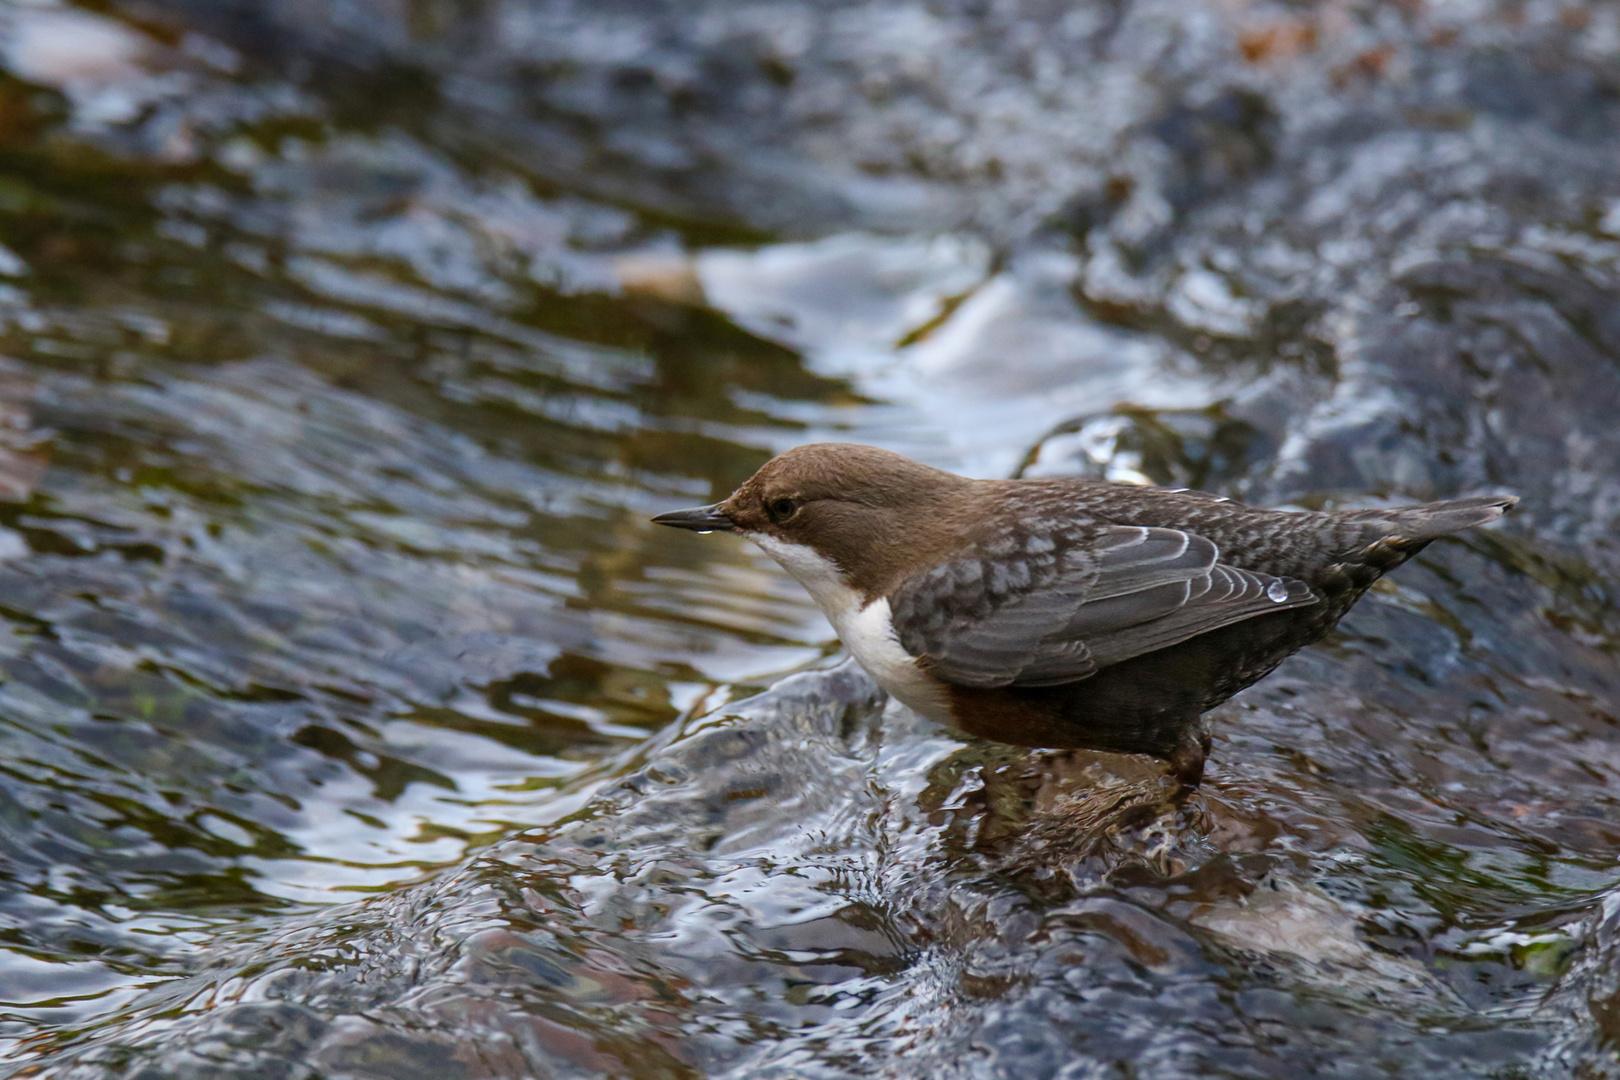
{"left": 0, "top": 0, "right": 1613, "bottom": 1076}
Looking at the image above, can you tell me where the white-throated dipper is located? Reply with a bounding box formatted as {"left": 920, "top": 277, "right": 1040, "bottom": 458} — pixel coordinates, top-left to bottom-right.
{"left": 654, "top": 444, "right": 1516, "bottom": 785}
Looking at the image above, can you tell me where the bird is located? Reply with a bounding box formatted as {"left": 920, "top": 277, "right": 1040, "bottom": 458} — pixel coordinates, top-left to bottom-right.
{"left": 653, "top": 443, "right": 1516, "bottom": 786}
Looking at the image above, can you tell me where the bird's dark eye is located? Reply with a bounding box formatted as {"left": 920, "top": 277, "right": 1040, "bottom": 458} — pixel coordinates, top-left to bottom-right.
{"left": 766, "top": 496, "right": 800, "bottom": 524}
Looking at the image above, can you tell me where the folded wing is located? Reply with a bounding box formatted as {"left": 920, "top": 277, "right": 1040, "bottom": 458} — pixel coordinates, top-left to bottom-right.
{"left": 890, "top": 524, "right": 1318, "bottom": 689}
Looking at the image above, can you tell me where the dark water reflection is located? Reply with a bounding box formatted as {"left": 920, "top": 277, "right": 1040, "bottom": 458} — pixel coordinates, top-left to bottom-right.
{"left": 0, "top": 0, "right": 1614, "bottom": 1076}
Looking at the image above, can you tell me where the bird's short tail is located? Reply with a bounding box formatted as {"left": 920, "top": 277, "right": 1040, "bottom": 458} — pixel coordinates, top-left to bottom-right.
{"left": 1352, "top": 493, "right": 1519, "bottom": 542}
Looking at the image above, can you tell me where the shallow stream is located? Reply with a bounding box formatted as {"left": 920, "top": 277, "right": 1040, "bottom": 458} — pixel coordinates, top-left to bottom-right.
{"left": 0, "top": 0, "right": 1617, "bottom": 1076}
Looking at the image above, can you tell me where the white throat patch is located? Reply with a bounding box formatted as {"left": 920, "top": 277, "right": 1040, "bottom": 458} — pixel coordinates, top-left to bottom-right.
{"left": 747, "top": 532, "right": 950, "bottom": 722}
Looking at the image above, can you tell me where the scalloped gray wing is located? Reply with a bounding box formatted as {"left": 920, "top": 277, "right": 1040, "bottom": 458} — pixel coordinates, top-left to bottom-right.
{"left": 889, "top": 524, "right": 1319, "bottom": 689}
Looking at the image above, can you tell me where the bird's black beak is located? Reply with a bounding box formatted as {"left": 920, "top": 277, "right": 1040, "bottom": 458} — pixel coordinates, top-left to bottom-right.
{"left": 651, "top": 502, "right": 736, "bottom": 533}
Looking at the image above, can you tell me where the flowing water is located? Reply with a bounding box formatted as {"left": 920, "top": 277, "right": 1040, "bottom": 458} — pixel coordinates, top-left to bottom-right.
{"left": 0, "top": 0, "right": 1615, "bottom": 1076}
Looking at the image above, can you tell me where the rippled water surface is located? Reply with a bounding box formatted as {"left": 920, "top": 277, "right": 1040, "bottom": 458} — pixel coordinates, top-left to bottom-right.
{"left": 0, "top": 0, "right": 1616, "bottom": 1076}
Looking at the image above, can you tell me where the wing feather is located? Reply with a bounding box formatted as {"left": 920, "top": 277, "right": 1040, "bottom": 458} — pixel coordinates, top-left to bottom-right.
{"left": 890, "top": 523, "right": 1318, "bottom": 689}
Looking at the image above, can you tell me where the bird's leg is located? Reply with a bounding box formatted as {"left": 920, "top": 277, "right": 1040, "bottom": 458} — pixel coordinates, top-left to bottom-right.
{"left": 1167, "top": 726, "right": 1211, "bottom": 791}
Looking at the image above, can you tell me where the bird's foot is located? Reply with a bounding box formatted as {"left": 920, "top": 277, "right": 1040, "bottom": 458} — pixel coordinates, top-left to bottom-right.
{"left": 1167, "top": 728, "right": 1212, "bottom": 793}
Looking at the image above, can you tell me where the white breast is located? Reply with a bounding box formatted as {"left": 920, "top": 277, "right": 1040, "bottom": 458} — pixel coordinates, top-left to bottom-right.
{"left": 748, "top": 533, "right": 951, "bottom": 722}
